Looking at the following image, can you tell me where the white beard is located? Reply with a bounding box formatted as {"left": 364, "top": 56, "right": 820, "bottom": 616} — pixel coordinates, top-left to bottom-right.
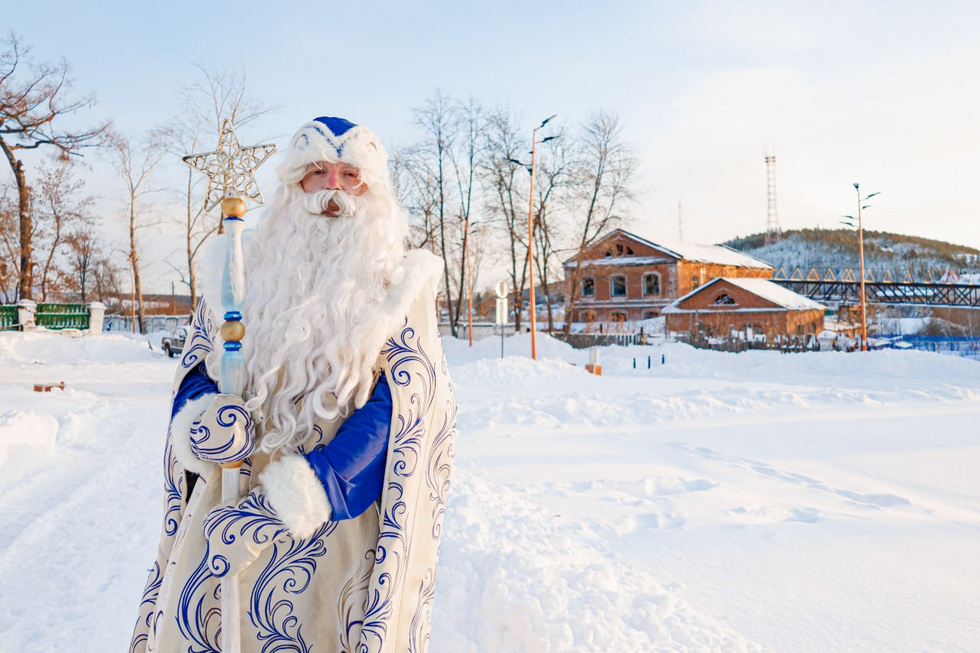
{"left": 241, "top": 184, "right": 407, "bottom": 454}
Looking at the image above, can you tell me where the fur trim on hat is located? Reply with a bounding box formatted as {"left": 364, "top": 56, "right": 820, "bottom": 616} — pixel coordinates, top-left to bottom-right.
{"left": 278, "top": 118, "right": 389, "bottom": 189}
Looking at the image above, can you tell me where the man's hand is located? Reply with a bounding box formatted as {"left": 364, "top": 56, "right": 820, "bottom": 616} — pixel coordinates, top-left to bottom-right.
{"left": 202, "top": 490, "right": 288, "bottom": 577}
{"left": 190, "top": 394, "right": 255, "bottom": 466}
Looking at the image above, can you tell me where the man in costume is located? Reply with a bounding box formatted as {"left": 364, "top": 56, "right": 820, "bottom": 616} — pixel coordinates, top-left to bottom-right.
{"left": 130, "top": 117, "right": 457, "bottom": 652}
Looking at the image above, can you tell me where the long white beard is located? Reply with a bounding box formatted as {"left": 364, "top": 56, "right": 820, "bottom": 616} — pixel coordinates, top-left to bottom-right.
{"left": 241, "top": 185, "right": 406, "bottom": 454}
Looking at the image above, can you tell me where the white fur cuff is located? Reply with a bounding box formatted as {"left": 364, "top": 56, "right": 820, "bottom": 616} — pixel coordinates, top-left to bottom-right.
{"left": 260, "top": 455, "right": 333, "bottom": 540}
{"left": 170, "top": 393, "right": 219, "bottom": 477}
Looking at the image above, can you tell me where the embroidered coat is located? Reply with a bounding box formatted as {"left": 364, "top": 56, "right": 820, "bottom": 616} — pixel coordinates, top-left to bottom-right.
{"left": 130, "top": 251, "right": 457, "bottom": 652}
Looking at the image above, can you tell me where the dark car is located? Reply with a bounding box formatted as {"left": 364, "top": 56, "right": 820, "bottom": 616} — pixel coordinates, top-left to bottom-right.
{"left": 162, "top": 326, "right": 189, "bottom": 358}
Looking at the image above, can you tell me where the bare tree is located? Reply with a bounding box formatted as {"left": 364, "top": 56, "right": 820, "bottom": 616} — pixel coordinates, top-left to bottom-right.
{"left": 412, "top": 91, "right": 461, "bottom": 334}
{"left": 529, "top": 130, "right": 571, "bottom": 331}
{"left": 481, "top": 107, "right": 530, "bottom": 331}
{"left": 31, "top": 158, "right": 95, "bottom": 301}
{"left": 0, "top": 33, "right": 109, "bottom": 300}
{"left": 391, "top": 145, "right": 439, "bottom": 251}
{"left": 447, "top": 98, "right": 486, "bottom": 332}
{"left": 562, "top": 110, "right": 637, "bottom": 334}
{"left": 108, "top": 131, "right": 164, "bottom": 333}
{"left": 0, "top": 185, "right": 17, "bottom": 302}
{"left": 159, "top": 64, "right": 272, "bottom": 309}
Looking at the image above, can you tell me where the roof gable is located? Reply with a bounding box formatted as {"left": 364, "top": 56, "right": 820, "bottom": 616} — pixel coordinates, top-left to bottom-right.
{"left": 663, "top": 277, "right": 825, "bottom": 313}
{"left": 567, "top": 229, "right": 773, "bottom": 269}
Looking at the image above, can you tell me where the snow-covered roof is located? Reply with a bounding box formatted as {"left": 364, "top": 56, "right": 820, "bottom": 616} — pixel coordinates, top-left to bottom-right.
{"left": 566, "top": 229, "right": 773, "bottom": 270}
{"left": 663, "top": 277, "right": 825, "bottom": 313}
{"left": 630, "top": 234, "right": 773, "bottom": 270}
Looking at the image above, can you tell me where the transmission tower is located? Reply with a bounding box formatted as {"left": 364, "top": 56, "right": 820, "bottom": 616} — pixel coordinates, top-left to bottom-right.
{"left": 677, "top": 201, "right": 683, "bottom": 241}
{"left": 764, "top": 154, "right": 781, "bottom": 245}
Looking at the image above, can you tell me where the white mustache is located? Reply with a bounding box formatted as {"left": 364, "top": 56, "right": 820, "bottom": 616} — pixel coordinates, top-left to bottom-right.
{"left": 301, "top": 190, "right": 359, "bottom": 218}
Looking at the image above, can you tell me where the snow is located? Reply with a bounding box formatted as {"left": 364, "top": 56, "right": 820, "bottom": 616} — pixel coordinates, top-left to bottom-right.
{"left": 643, "top": 238, "right": 773, "bottom": 270}
{"left": 2, "top": 330, "right": 979, "bottom": 651}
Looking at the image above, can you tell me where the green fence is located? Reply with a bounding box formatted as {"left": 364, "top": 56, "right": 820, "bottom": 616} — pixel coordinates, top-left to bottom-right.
{"left": 35, "top": 303, "right": 90, "bottom": 330}
{"left": 0, "top": 305, "right": 16, "bottom": 331}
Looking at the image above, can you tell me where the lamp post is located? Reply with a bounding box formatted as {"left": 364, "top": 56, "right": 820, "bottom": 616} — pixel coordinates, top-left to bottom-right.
{"left": 843, "top": 183, "right": 881, "bottom": 352}
{"left": 507, "top": 114, "right": 558, "bottom": 361}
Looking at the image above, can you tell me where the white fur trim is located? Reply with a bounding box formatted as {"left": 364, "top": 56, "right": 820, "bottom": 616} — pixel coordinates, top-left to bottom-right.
{"left": 260, "top": 455, "right": 333, "bottom": 540}
{"left": 278, "top": 120, "right": 388, "bottom": 187}
{"left": 169, "top": 393, "right": 219, "bottom": 477}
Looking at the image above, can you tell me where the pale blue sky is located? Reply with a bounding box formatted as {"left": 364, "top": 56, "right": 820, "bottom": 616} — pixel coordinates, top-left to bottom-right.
{"left": 7, "top": 0, "right": 980, "bottom": 290}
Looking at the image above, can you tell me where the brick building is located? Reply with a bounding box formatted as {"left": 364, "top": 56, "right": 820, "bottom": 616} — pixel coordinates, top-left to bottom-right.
{"left": 563, "top": 229, "right": 773, "bottom": 325}
{"left": 663, "top": 277, "right": 826, "bottom": 341}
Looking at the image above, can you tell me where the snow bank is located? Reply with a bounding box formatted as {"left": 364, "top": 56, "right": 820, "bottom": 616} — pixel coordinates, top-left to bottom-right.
{"left": 0, "top": 331, "right": 158, "bottom": 364}
{"left": 0, "top": 330, "right": 978, "bottom": 651}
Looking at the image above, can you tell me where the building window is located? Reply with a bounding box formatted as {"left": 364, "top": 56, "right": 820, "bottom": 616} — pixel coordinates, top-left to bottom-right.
{"left": 691, "top": 275, "right": 700, "bottom": 288}
{"left": 643, "top": 310, "right": 658, "bottom": 320}
{"left": 610, "top": 275, "right": 627, "bottom": 297}
{"left": 582, "top": 277, "right": 595, "bottom": 297}
{"left": 712, "top": 293, "right": 735, "bottom": 305}
{"left": 611, "top": 312, "right": 627, "bottom": 323}
{"left": 643, "top": 273, "right": 661, "bottom": 297}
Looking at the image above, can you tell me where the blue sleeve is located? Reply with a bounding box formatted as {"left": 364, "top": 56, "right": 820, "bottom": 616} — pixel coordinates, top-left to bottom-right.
{"left": 171, "top": 361, "right": 219, "bottom": 419}
{"left": 303, "top": 373, "right": 392, "bottom": 520}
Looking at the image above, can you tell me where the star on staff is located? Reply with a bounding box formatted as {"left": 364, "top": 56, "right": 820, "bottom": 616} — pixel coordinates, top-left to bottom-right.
{"left": 183, "top": 119, "right": 277, "bottom": 212}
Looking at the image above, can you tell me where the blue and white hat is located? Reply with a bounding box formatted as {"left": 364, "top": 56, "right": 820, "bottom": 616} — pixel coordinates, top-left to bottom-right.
{"left": 279, "top": 116, "right": 389, "bottom": 188}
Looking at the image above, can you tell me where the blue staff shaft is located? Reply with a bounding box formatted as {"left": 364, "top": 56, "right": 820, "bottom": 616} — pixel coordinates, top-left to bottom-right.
{"left": 219, "top": 190, "right": 247, "bottom": 652}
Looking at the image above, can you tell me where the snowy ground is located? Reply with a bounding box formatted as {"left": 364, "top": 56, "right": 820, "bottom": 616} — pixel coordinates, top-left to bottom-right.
{"left": 0, "top": 330, "right": 978, "bottom": 651}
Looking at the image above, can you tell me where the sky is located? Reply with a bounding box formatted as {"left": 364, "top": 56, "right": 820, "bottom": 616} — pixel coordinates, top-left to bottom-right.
{"left": 5, "top": 0, "right": 980, "bottom": 292}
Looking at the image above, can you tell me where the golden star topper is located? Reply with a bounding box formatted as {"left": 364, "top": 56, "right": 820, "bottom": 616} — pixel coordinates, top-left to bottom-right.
{"left": 183, "top": 119, "right": 277, "bottom": 212}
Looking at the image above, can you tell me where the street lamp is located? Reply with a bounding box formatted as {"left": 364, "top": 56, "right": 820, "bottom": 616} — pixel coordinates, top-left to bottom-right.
{"left": 842, "top": 183, "right": 881, "bottom": 351}
{"left": 507, "top": 114, "right": 558, "bottom": 361}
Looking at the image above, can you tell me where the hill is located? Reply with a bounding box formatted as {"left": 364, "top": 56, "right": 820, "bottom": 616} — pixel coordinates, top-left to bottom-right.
{"left": 725, "top": 228, "right": 980, "bottom": 280}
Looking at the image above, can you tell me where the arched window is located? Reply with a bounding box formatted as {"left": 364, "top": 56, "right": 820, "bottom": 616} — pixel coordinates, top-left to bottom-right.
{"left": 643, "top": 310, "right": 658, "bottom": 320}
{"left": 643, "top": 273, "right": 661, "bottom": 297}
{"left": 610, "top": 275, "right": 627, "bottom": 298}
{"left": 611, "top": 312, "right": 628, "bottom": 323}
{"left": 713, "top": 293, "right": 736, "bottom": 305}
{"left": 582, "top": 277, "right": 595, "bottom": 297}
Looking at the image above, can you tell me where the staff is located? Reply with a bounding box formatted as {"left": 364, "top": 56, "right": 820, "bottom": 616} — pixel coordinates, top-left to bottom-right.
{"left": 183, "top": 119, "right": 275, "bottom": 653}
{"left": 218, "top": 189, "right": 247, "bottom": 652}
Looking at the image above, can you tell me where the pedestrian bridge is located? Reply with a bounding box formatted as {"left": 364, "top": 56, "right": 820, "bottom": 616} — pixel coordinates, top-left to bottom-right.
{"left": 771, "top": 267, "right": 980, "bottom": 308}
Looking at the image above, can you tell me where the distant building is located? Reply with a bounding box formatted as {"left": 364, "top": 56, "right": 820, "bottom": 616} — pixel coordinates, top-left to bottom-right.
{"left": 663, "top": 277, "right": 825, "bottom": 341}
{"left": 563, "top": 229, "right": 773, "bottom": 325}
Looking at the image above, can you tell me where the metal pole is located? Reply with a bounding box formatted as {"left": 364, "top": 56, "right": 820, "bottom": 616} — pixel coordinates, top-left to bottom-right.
{"left": 466, "top": 218, "right": 473, "bottom": 347}
{"left": 855, "top": 183, "right": 868, "bottom": 351}
{"left": 527, "top": 128, "right": 538, "bottom": 360}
